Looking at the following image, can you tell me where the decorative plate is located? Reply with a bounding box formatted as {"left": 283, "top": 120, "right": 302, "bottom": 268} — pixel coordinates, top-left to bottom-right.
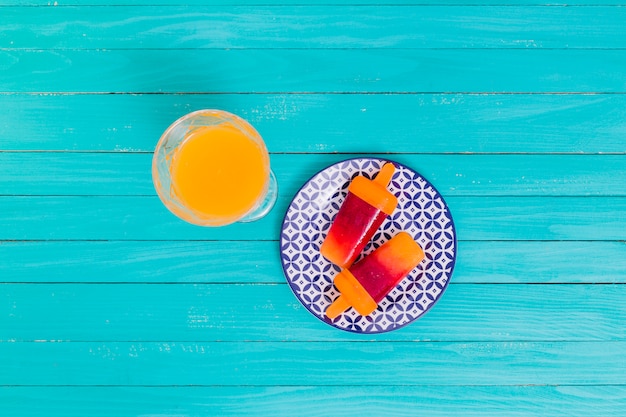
{"left": 280, "top": 158, "right": 456, "bottom": 333}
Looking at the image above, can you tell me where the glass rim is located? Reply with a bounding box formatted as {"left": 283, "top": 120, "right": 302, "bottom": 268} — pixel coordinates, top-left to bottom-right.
{"left": 151, "top": 109, "right": 274, "bottom": 227}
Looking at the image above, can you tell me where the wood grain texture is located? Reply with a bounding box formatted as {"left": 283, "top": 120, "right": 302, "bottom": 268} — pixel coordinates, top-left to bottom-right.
{"left": 2, "top": 386, "right": 626, "bottom": 417}
{"left": 2, "top": 341, "right": 625, "bottom": 385}
{"left": 2, "top": 283, "right": 625, "bottom": 342}
{"left": 0, "top": 195, "right": 624, "bottom": 240}
{"left": 3, "top": 0, "right": 626, "bottom": 5}
{"left": 3, "top": 93, "right": 626, "bottom": 153}
{"left": 1, "top": 241, "right": 624, "bottom": 284}
{"left": 5, "top": 6, "right": 626, "bottom": 49}
{"left": 2, "top": 153, "right": 625, "bottom": 196}
{"left": 2, "top": 49, "right": 626, "bottom": 93}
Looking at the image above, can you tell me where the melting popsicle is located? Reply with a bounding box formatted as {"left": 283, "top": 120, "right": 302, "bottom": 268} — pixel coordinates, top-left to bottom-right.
{"left": 320, "top": 162, "right": 398, "bottom": 269}
{"left": 326, "top": 232, "right": 425, "bottom": 319}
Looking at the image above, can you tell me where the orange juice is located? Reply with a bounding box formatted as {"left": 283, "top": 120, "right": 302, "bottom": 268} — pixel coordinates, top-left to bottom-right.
{"left": 152, "top": 110, "right": 274, "bottom": 226}
{"left": 170, "top": 123, "right": 269, "bottom": 224}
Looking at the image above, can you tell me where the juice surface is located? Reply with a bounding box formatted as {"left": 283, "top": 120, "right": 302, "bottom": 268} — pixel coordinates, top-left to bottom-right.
{"left": 169, "top": 123, "right": 269, "bottom": 224}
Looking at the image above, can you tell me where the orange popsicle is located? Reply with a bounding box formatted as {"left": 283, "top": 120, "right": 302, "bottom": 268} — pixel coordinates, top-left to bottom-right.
{"left": 326, "top": 232, "right": 425, "bottom": 319}
{"left": 320, "top": 162, "right": 397, "bottom": 269}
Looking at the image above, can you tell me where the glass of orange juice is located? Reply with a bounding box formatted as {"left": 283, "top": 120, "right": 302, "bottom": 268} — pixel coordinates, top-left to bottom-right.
{"left": 152, "top": 109, "right": 277, "bottom": 226}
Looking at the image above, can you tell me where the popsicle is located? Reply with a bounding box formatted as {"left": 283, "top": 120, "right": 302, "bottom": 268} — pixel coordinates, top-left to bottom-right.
{"left": 326, "top": 232, "right": 425, "bottom": 319}
{"left": 320, "top": 162, "right": 398, "bottom": 269}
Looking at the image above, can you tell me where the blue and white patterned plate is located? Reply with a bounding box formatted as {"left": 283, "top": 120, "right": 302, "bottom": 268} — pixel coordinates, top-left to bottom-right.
{"left": 280, "top": 158, "right": 456, "bottom": 333}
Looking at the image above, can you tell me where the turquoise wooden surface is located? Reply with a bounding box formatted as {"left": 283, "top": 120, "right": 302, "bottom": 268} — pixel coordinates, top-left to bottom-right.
{"left": 3, "top": 50, "right": 626, "bottom": 93}
{"left": 5, "top": 6, "right": 626, "bottom": 49}
{"left": 2, "top": 386, "right": 626, "bottom": 417}
{"left": 2, "top": 241, "right": 626, "bottom": 283}
{"left": 3, "top": 154, "right": 626, "bottom": 195}
{"left": 2, "top": 94, "right": 626, "bottom": 152}
{"left": 3, "top": 284, "right": 626, "bottom": 341}
{"left": 1, "top": 3, "right": 625, "bottom": 417}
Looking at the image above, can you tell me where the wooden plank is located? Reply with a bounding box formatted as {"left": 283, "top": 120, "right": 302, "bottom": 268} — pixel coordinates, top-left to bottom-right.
{"left": 5, "top": 6, "right": 626, "bottom": 49}
{"left": 2, "top": 153, "right": 626, "bottom": 197}
{"left": 0, "top": 195, "right": 623, "bottom": 241}
{"left": 2, "top": 49, "right": 626, "bottom": 93}
{"left": 456, "top": 241, "right": 626, "bottom": 284}
{"left": 2, "top": 385, "right": 626, "bottom": 417}
{"left": 3, "top": 93, "right": 626, "bottom": 153}
{"left": 451, "top": 197, "right": 626, "bottom": 241}
{"left": 1, "top": 241, "right": 624, "bottom": 284}
{"left": 2, "top": 283, "right": 625, "bottom": 342}
{"left": 3, "top": 0, "right": 625, "bottom": 5}
{"left": 1, "top": 341, "right": 624, "bottom": 385}
{"left": 0, "top": 241, "right": 282, "bottom": 283}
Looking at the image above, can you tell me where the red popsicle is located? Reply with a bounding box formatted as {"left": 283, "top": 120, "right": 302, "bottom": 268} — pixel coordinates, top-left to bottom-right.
{"left": 326, "top": 232, "right": 425, "bottom": 319}
{"left": 320, "top": 162, "right": 397, "bottom": 269}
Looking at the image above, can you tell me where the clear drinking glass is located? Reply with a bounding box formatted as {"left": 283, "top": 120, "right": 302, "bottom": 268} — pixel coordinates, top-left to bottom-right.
{"left": 152, "top": 109, "right": 277, "bottom": 226}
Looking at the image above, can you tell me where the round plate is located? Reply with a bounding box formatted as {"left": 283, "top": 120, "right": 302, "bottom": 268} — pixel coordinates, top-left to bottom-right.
{"left": 280, "top": 158, "right": 457, "bottom": 333}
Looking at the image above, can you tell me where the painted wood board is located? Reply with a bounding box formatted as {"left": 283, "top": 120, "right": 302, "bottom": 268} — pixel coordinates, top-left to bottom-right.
{"left": 4, "top": 0, "right": 626, "bottom": 4}
{"left": 5, "top": 6, "right": 626, "bottom": 49}
{"left": 2, "top": 49, "right": 626, "bottom": 93}
{"left": 2, "top": 93, "right": 626, "bottom": 153}
{"left": 2, "top": 153, "right": 625, "bottom": 196}
{"left": 0, "top": 195, "right": 624, "bottom": 240}
{"left": 2, "top": 341, "right": 625, "bottom": 385}
{"left": 1, "top": 385, "right": 625, "bottom": 417}
{"left": 1, "top": 241, "right": 624, "bottom": 284}
{"left": 2, "top": 283, "right": 625, "bottom": 342}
